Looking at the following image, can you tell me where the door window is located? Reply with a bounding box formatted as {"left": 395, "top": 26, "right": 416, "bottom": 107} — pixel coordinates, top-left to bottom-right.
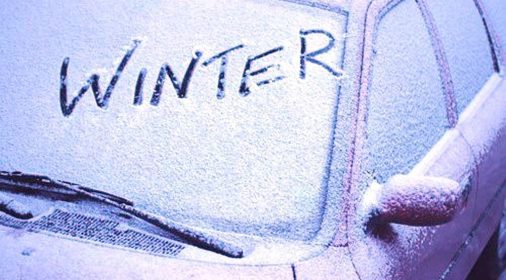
{"left": 365, "top": 0, "right": 448, "bottom": 183}
{"left": 426, "top": 0, "right": 495, "bottom": 116}
{"left": 482, "top": 0, "right": 506, "bottom": 63}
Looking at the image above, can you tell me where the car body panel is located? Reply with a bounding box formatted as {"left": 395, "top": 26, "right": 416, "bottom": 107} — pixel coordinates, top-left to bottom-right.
{"left": 0, "top": 0, "right": 505, "bottom": 279}
{"left": 344, "top": 0, "right": 506, "bottom": 279}
{"left": 0, "top": 224, "right": 294, "bottom": 280}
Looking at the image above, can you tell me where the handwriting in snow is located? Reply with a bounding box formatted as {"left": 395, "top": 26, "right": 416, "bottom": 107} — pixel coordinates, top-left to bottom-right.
{"left": 59, "top": 29, "right": 345, "bottom": 117}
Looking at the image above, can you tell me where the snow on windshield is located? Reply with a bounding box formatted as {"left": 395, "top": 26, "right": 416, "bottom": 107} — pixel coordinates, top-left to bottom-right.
{"left": 0, "top": 0, "right": 347, "bottom": 240}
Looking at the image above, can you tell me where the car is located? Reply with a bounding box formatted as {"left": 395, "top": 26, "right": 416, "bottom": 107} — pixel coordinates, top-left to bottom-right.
{"left": 0, "top": 0, "right": 505, "bottom": 279}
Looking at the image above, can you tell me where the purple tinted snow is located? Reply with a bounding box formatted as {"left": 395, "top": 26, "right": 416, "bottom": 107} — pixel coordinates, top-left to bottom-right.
{"left": 426, "top": 0, "right": 494, "bottom": 116}
{"left": 365, "top": 0, "right": 447, "bottom": 183}
{"left": 0, "top": 0, "right": 347, "bottom": 241}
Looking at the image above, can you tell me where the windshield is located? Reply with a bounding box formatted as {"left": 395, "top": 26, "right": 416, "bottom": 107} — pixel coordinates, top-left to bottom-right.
{"left": 0, "top": 0, "right": 348, "bottom": 241}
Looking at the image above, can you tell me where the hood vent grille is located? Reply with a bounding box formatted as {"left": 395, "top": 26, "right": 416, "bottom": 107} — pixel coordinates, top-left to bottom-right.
{"left": 0, "top": 209, "right": 185, "bottom": 257}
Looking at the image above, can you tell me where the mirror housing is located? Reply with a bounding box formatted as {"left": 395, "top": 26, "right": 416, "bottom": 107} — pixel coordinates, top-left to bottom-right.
{"left": 361, "top": 174, "right": 469, "bottom": 228}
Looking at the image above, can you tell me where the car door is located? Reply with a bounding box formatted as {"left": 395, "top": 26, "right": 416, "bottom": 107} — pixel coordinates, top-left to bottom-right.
{"left": 345, "top": 0, "right": 506, "bottom": 279}
{"left": 422, "top": 1, "right": 506, "bottom": 278}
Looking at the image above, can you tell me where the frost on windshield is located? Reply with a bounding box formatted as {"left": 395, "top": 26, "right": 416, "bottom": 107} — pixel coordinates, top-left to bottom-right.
{"left": 0, "top": 0, "right": 347, "bottom": 240}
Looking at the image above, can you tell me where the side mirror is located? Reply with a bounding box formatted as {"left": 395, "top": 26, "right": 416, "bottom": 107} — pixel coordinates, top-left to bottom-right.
{"left": 361, "top": 175, "right": 470, "bottom": 228}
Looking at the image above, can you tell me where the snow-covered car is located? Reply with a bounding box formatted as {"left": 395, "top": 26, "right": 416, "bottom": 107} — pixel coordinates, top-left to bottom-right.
{"left": 0, "top": 0, "right": 505, "bottom": 279}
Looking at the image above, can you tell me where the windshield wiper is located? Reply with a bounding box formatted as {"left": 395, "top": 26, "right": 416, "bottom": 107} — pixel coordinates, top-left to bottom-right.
{"left": 0, "top": 171, "right": 243, "bottom": 258}
{"left": 0, "top": 171, "right": 134, "bottom": 206}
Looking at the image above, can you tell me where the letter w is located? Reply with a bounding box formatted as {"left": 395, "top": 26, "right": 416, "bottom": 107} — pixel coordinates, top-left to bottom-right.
{"left": 59, "top": 40, "right": 140, "bottom": 116}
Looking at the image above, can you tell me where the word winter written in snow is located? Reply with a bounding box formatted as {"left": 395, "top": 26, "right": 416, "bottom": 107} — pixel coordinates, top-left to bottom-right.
{"left": 59, "top": 29, "right": 345, "bottom": 117}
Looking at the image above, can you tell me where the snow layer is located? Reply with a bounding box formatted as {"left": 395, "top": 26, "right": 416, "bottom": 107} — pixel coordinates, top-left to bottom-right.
{"left": 0, "top": 0, "right": 347, "bottom": 240}
{"left": 372, "top": 175, "right": 463, "bottom": 226}
{"left": 482, "top": 0, "right": 506, "bottom": 69}
{"left": 0, "top": 192, "right": 33, "bottom": 219}
{"left": 426, "top": 0, "right": 494, "bottom": 116}
{"left": 364, "top": 0, "right": 447, "bottom": 184}
{"left": 349, "top": 0, "right": 505, "bottom": 279}
{"left": 0, "top": 224, "right": 295, "bottom": 279}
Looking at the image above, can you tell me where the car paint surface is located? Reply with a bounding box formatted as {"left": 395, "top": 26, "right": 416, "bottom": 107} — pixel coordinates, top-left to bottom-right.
{"left": 0, "top": 0, "right": 505, "bottom": 279}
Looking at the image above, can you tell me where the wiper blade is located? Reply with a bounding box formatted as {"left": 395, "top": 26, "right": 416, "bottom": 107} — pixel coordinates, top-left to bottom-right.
{"left": 0, "top": 192, "right": 34, "bottom": 219}
{"left": 0, "top": 171, "right": 243, "bottom": 258}
{"left": 0, "top": 171, "right": 134, "bottom": 206}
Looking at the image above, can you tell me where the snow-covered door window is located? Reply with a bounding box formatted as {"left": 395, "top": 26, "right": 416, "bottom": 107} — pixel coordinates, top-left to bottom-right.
{"left": 426, "top": 0, "right": 495, "bottom": 117}
{"left": 482, "top": 0, "right": 506, "bottom": 67}
{"left": 364, "top": 0, "right": 448, "bottom": 183}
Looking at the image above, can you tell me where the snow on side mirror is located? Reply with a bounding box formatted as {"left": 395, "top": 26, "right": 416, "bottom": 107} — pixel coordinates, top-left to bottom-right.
{"left": 361, "top": 175, "right": 469, "bottom": 228}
